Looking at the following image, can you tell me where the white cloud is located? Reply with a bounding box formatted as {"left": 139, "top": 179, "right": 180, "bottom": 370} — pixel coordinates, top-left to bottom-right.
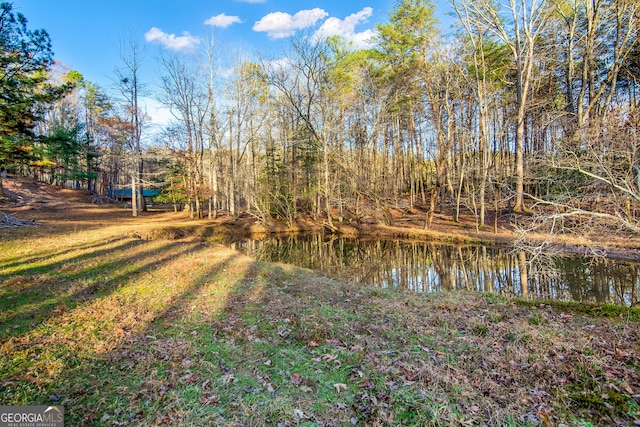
{"left": 141, "top": 96, "right": 173, "bottom": 128}
{"left": 260, "top": 58, "right": 294, "bottom": 81}
{"left": 253, "top": 8, "right": 328, "bottom": 39}
{"left": 313, "top": 7, "right": 376, "bottom": 49}
{"left": 263, "top": 58, "right": 293, "bottom": 74}
{"left": 144, "top": 27, "right": 201, "bottom": 52}
{"left": 218, "top": 66, "right": 236, "bottom": 79}
{"left": 205, "top": 13, "right": 242, "bottom": 29}
{"left": 237, "top": 0, "right": 265, "bottom": 3}
{"left": 348, "top": 29, "right": 377, "bottom": 48}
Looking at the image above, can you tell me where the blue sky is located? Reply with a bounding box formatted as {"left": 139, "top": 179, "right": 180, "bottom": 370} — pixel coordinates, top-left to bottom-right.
{"left": 14, "top": 0, "right": 400, "bottom": 85}
{"left": 14, "top": 0, "right": 453, "bottom": 127}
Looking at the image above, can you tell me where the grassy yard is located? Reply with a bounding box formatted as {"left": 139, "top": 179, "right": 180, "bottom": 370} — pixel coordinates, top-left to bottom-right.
{"left": 1, "top": 208, "right": 639, "bottom": 426}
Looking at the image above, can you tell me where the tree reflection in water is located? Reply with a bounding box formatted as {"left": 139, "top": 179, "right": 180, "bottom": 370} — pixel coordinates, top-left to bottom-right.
{"left": 230, "top": 235, "right": 640, "bottom": 306}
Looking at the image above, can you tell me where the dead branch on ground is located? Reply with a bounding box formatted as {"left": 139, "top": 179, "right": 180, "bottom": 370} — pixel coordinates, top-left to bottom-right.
{"left": 0, "top": 211, "right": 41, "bottom": 228}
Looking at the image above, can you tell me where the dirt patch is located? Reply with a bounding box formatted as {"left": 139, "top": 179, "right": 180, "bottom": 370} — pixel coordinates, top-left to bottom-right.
{"left": 1, "top": 175, "right": 92, "bottom": 210}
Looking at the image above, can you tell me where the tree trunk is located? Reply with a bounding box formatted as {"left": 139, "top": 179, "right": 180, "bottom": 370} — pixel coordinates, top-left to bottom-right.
{"left": 424, "top": 185, "right": 438, "bottom": 230}
{"left": 212, "top": 157, "right": 218, "bottom": 219}
{"left": 518, "top": 251, "right": 528, "bottom": 299}
{"left": 493, "top": 190, "right": 499, "bottom": 233}
{"left": 137, "top": 156, "right": 146, "bottom": 212}
{"left": 131, "top": 173, "right": 138, "bottom": 217}
{"left": 514, "top": 45, "right": 526, "bottom": 212}
{"left": 324, "top": 138, "right": 333, "bottom": 228}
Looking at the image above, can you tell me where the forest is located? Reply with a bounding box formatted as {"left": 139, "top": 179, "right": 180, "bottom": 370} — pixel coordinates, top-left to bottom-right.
{"left": 1, "top": 0, "right": 639, "bottom": 238}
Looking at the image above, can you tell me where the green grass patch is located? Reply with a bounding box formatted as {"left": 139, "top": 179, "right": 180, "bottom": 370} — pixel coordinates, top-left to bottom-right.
{"left": 516, "top": 299, "right": 640, "bottom": 322}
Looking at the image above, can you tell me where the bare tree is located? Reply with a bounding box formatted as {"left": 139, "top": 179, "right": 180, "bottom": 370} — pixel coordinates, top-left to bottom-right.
{"left": 115, "top": 35, "right": 146, "bottom": 216}
{"left": 456, "top": 0, "right": 550, "bottom": 212}
{"left": 157, "top": 52, "right": 211, "bottom": 218}
{"left": 263, "top": 36, "right": 337, "bottom": 228}
{"left": 453, "top": 0, "right": 500, "bottom": 229}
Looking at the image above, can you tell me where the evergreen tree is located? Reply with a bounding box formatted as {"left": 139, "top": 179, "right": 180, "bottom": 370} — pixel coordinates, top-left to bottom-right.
{"left": 0, "top": 2, "right": 66, "bottom": 196}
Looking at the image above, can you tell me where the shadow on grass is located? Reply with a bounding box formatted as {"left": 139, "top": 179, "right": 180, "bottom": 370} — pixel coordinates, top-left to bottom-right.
{"left": 99, "top": 260, "right": 352, "bottom": 426}
{"left": 51, "top": 248, "right": 248, "bottom": 426}
{"left": 0, "top": 227, "right": 258, "bottom": 426}
{"left": 0, "top": 236, "right": 127, "bottom": 271}
{"left": 0, "top": 239, "right": 221, "bottom": 341}
{"left": 0, "top": 238, "right": 147, "bottom": 281}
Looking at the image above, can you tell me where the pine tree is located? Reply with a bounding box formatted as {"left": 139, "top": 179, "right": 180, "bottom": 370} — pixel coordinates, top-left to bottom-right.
{"left": 0, "top": 2, "right": 65, "bottom": 196}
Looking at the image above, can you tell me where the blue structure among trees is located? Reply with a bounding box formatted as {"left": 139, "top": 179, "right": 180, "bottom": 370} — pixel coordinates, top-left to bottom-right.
{"left": 107, "top": 188, "right": 160, "bottom": 200}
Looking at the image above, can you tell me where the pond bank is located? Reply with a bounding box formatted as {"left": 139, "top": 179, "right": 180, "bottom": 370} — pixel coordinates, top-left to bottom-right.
{"left": 218, "top": 211, "right": 640, "bottom": 263}
{"left": 3, "top": 174, "right": 639, "bottom": 261}
{"left": 1, "top": 178, "right": 639, "bottom": 425}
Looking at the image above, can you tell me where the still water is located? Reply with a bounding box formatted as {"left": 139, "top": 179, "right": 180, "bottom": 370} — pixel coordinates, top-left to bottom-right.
{"left": 229, "top": 234, "right": 640, "bottom": 306}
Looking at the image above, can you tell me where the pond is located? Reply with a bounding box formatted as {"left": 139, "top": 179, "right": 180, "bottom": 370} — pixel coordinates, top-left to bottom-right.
{"left": 228, "top": 234, "right": 640, "bottom": 306}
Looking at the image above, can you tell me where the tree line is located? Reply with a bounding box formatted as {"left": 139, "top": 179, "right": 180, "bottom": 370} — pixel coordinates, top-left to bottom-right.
{"left": 1, "top": 0, "right": 639, "bottom": 236}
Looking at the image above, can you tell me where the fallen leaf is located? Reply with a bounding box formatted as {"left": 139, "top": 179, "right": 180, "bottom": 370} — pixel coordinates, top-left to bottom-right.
{"left": 620, "top": 381, "right": 634, "bottom": 394}
{"left": 278, "top": 326, "right": 291, "bottom": 338}
{"left": 334, "top": 383, "right": 348, "bottom": 393}
{"left": 401, "top": 376, "right": 415, "bottom": 386}
{"left": 290, "top": 373, "right": 303, "bottom": 386}
{"left": 299, "top": 385, "right": 312, "bottom": 392}
{"left": 537, "top": 406, "right": 553, "bottom": 427}
{"left": 199, "top": 394, "right": 219, "bottom": 405}
{"left": 361, "top": 377, "right": 374, "bottom": 390}
{"left": 293, "top": 408, "right": 305, "bottom": 419}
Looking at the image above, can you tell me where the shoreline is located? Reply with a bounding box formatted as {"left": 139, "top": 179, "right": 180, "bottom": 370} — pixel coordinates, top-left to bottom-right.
{"left": 2, "top": 174, "right": 640, "bottom": 263}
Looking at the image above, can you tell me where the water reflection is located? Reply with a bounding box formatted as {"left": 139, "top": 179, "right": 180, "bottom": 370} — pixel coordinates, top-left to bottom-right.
{"left": 229, "top": 235, "right": 640, "bottom": 306}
